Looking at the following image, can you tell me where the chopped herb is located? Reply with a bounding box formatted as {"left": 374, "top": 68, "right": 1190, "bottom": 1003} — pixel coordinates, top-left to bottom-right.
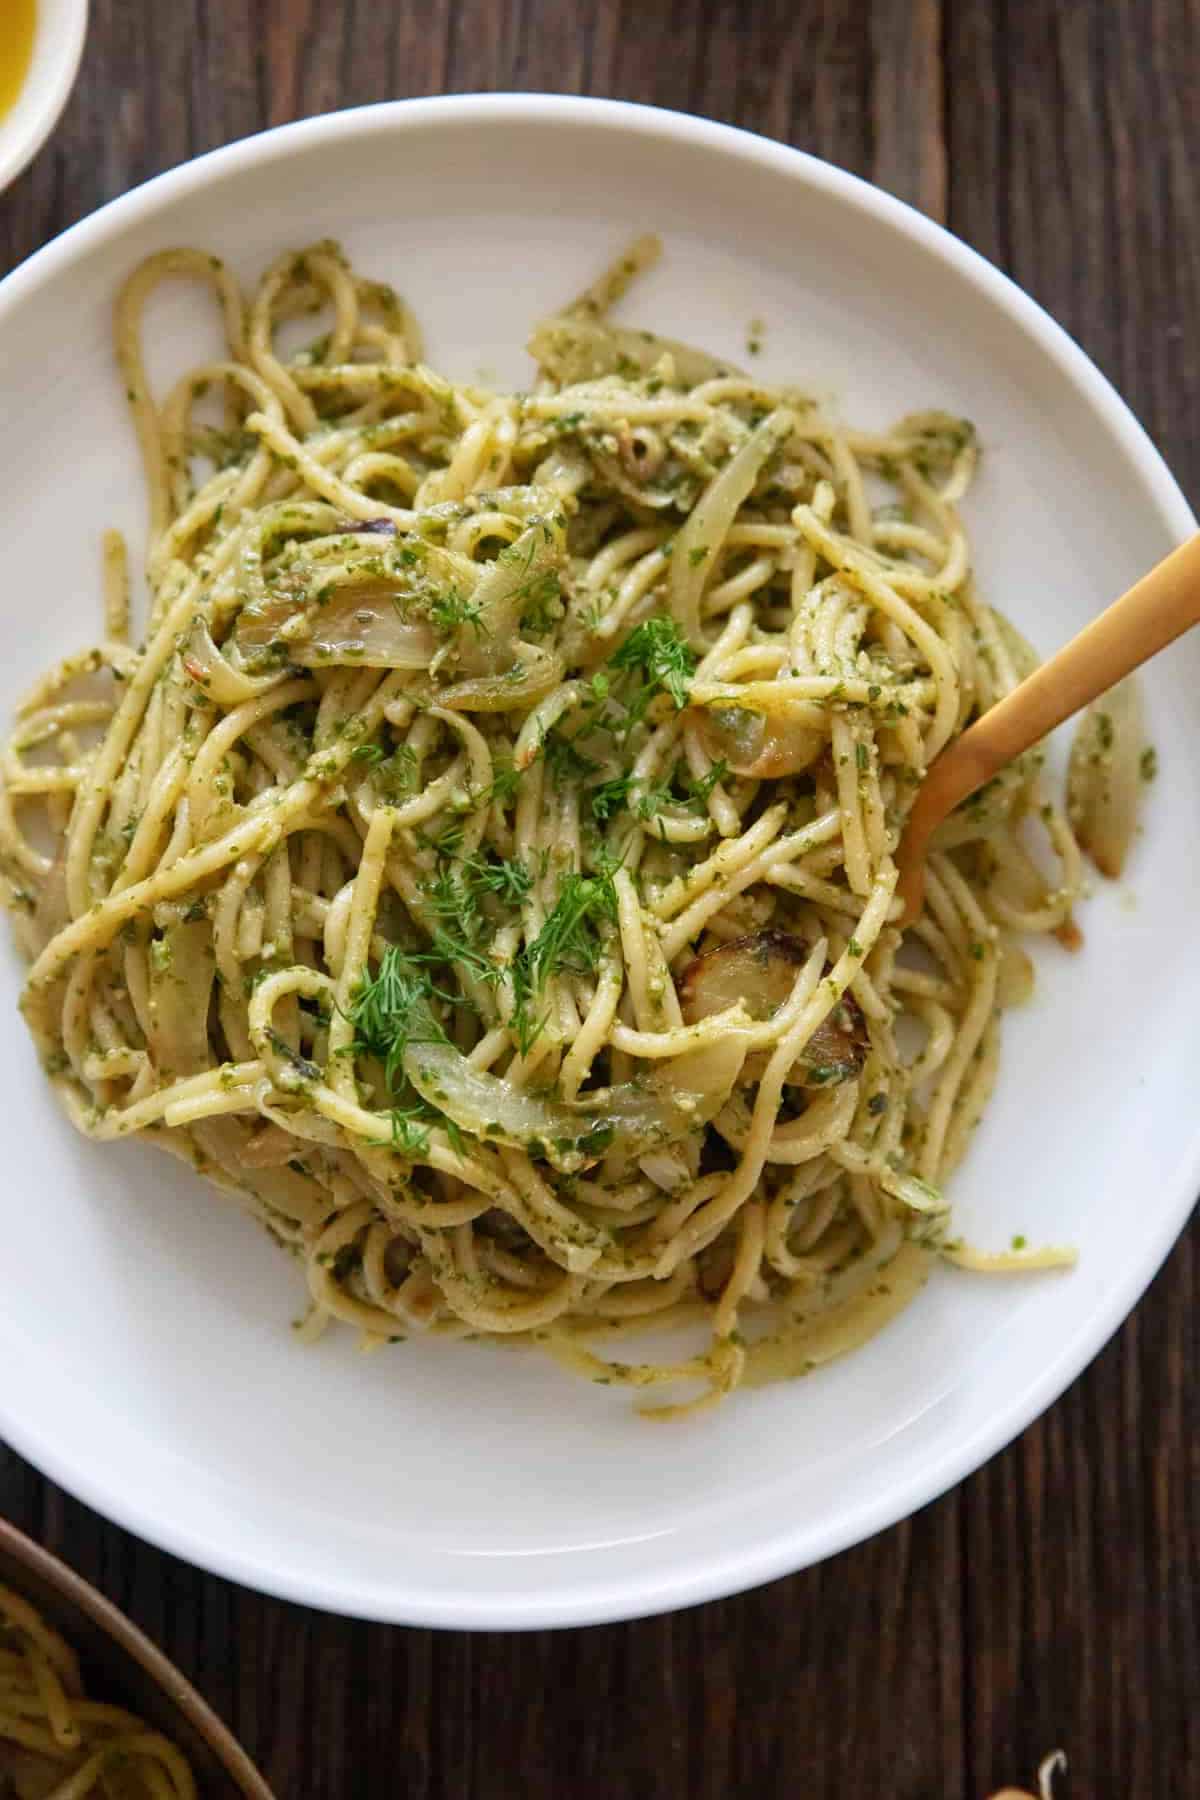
{"left": 591, "top": 775, "right": 634, "bottom": 822}
{"left": 458, "top": 852, "right": 534, "bottom": 906}
{"left": 635, "top": 781, "right": 674, "bottom": 821}
{"left": 1140, "top": 745, "right": 1157, "bottom": 781}
{"left": 609, "top": 616, "right": 696, "bottom": 711}
{"left": 388, "top": 1107, "right": 432, "bottom": 1157}
{"left": 685, "top": 758, "right": 730, "bottom": 809}
{"left": 348, "top": 946, "right": 450, "bottom": 1091}
{"left": 510, "top": 865, "right": 619, "bottom": 1051}
{"left": 374, "top": 743, "right": 418, "bottom": 799}
{"left": 1011, "top": 1233, "right": 1027, "bottom": 1250}
{"left": 485, "top": 758, "right": 522, "bottom": 806}
{"left": 428, "top": 588, "right": 485, "bottom": 636}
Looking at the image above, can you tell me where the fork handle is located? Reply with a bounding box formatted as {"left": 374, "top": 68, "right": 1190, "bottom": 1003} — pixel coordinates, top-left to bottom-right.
{"left": 897, "top": 530, "right": 1200, "bottom": 922}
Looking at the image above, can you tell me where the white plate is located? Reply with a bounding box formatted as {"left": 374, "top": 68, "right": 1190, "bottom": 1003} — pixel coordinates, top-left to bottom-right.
{"left": 0, "top": 97, "right": 1195, "bottom": 1629}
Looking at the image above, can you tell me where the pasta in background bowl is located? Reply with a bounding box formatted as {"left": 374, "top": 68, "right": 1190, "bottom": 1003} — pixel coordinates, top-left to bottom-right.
{"left": 0, "top": 1520, "right": 273, "bottom": 1798}
{"left": 0, "top": 96, "right": 1194, "bottom": 1628}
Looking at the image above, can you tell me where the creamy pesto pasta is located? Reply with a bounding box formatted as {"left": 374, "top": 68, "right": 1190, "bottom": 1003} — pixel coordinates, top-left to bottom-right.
{"left": 0, "top": 1584, "right": 195, "bottom": 1799}
{"left": 2, "top": 236, "right": 1101, "bottom": 1417}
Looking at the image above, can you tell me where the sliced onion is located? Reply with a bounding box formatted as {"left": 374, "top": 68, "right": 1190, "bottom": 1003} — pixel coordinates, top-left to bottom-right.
{"left": 234, "top": 536, "right": 472, "bottom": 670}
{"left": 240, "top": 1121, "right": 300, "bottom": 1167}
{"left": 1066, "top": 675, "right": 1144, "bottom": 879}
{"left": 879, "top": 1166, "right": 950, "bottom": 1246}
{"left": 145, "top": 920, "right": 216, "bottom": 1078}
{"left": 679, "top": 928, "right": 868, "bottom": 1088}
{"left": 995, "top": 942, "right": 1035, "bottom": 1009}
{"left": 183, "top": 618, "right": 289, "bottom": 702}
{"left": 696, "top": 702, "right": 823, "bottom": 778}
{"left": 404, "top": 1036, "right": 745, "bottom": 1175}
{"left": 528, "top": 315, "right": 737, "bottom": 388}
{"left": 438, "top": 646, "right": 565, "bottom": 714}
{"left": 454, "top": 512, "right": 567, "bottom": 676}
{"left": 236, "top": 579, "right": 438, "bottom": 670}
{"left": 671, "top": 409, "right": 794, "bottom": 648}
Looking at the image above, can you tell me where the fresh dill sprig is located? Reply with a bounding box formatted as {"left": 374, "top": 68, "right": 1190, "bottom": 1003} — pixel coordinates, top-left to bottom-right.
{"left": 419, "top": 853, "right": 532, "bottom": 985}
{"left": 429, "top": 588, "right": 485, "bottom": 636}
{"left": 685, "top": 757, "right": 729, "bottom": 809}
{"left": 460, "top": 853, "right": 534, "bottom": 906}
{"left": 484, "top": 758, "right": 522, "bottom": 806}
{"left": 348, "top": 946, "right": 450, "bottom": 1091}
{"left": 591, "top": 774, "right": 634, "bottom": 822}
{"left": 526, "top": 867, "right": 619, "bottom": 985}
{"left": 634, "top": 780, "right": 674, "bottom": 821}
{"left": 364, "top": 742, "right": 418, "bottom": 801}
{"left": 509, "top": 864, "right": 619, "bottom": 1052}
{"left": 609, "top": 616, "right": 696, "bottom": 710}
{"left": 590, "top": 758, "right": 725, "bottom": 827}
{"left": 388, "top": 1105, "right": 432, "bottom": 1156}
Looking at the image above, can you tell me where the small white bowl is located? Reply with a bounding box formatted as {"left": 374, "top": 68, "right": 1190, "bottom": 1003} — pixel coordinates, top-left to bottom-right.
{"left": 0, "top": 0, "right": 88, "bottom": 192}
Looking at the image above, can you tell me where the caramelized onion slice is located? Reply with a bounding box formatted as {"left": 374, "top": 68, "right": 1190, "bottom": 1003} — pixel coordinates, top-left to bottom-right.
{"left": 404, "top": 1036, "right": 745, "bottom": 1175}
{"left": 453, "top": 511, "right": 567, "bottom": 677}
{"left": 695, "top": 703, "right": 824, "bottom": 778}
{"left": 145, "top": 919, "right": 215, "bottom": 1078}
{"left": 670, "top": 409, "right": 794, "bottom": 648}
{"left": 235, "top": 580, "right": 438, "bottom": 669}
{"left": 437, "top": 646, "right": 565, "bottom": 714}
{"left": 679, "top": 928, "right": 868, "bottom": 1087}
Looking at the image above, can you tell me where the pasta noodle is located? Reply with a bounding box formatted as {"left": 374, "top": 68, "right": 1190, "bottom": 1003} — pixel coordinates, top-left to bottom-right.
{"left": 0, "top": 1584, "right": 195, "bottom": 1799}
{"left": 1, "top": 236, "right": 1105, "bottom": 1415}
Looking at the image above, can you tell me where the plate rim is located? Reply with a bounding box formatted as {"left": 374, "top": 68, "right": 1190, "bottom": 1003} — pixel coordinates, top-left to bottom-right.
{"left": 0, "top": 92, "right": 1195, "bottom": 1629}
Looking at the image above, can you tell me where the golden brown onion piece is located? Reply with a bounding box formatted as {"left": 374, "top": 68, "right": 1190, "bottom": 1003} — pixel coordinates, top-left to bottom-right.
{"left": 695, "top": 703, "right": 824, "bottom": 779}
{"left": 679, "top": 928, "right": 868, "bottom": 1087}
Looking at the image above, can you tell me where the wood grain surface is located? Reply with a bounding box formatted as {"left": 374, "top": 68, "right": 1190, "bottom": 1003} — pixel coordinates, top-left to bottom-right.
{"left": 1, "top": 3, "right": 1196, "bottom": 1795}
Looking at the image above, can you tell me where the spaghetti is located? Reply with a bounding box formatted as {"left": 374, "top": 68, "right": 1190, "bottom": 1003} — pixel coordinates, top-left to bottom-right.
{"left": 0, "top": 1584, "right": 195, "bottom": 1799}
{"left": 1, "top": 237, "right": 1109, "bottom": 1415}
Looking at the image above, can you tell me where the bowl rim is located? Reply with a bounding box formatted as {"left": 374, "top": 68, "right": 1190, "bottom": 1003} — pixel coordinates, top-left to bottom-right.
{"left": 0, "top": 0, "right": 90, "bottom": 194}
{"left": 0, "top": 1517, "right": 275, "bottom": 1796}
{"left": 0, "top": 93, "right": 1195, "bottom": 1629}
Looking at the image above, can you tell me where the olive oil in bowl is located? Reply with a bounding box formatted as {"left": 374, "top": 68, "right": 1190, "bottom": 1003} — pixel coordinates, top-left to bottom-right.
{"left": 0, "top": 0, "right": 37, "bottom": 123}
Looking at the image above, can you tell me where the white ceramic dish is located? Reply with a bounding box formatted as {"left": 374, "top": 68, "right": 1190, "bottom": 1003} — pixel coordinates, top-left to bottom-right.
{"left": 0, "top": 0, "right": 88, "bottom": 193}
{"left": 0, "top": 97, "right": 1195, "bottom": 1629}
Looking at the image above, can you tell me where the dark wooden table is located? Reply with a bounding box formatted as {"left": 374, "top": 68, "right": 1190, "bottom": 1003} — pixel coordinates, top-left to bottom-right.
{"left": 2, "top": 4, "right": 1197, "bottom": 1794}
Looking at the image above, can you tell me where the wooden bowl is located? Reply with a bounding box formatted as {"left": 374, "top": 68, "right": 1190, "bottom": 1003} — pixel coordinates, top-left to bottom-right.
{"left": 0, "top": 1519, "right": 275, "bottom": 1798}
